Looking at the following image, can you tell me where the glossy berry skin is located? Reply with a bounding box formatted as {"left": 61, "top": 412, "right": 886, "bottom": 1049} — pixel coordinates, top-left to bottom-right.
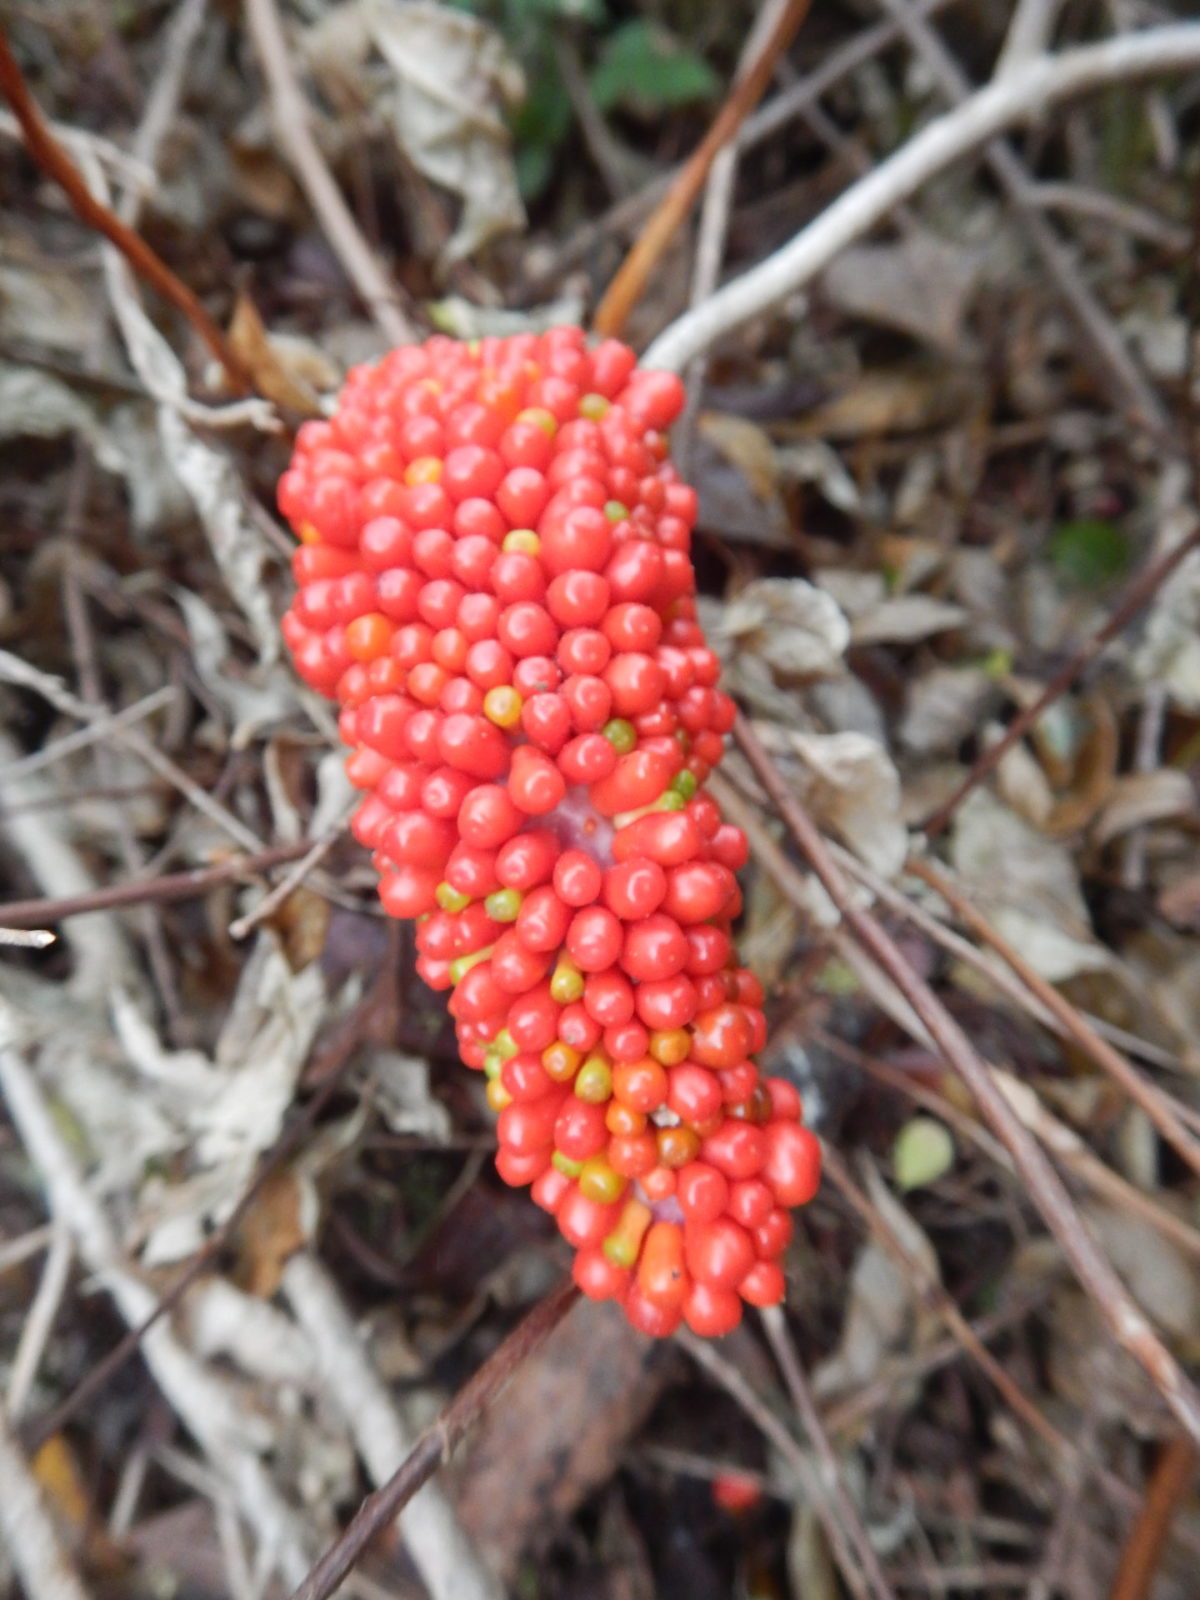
{"left": 279, "top": 330, "right": 820, "bottom": 1340}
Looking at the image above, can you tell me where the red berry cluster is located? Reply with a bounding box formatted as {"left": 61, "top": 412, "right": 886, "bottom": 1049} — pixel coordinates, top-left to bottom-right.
{"left": 279, "top": 329, "right": 820, "bottom": 1337}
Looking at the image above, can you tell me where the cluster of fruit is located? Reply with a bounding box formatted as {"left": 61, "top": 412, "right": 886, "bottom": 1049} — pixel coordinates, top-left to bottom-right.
{"left": 279, "top": 328, "right": 820, "bottom": 1336}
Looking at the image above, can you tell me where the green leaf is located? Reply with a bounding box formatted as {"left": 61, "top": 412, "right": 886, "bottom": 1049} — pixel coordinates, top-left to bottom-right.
{"left": 589, "top": 20, "right": 720, "bottom": 118}
{"left": 1048, "top": 518, "right": 1133, "bottom": 590}
{"left": 893, "top": 1116, "right": 955, "bottom": 1191}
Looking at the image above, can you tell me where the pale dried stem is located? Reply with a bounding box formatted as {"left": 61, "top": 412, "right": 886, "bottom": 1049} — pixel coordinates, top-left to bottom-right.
{"left": 0, "top": 1409, "right": 93, "bottom": 1600}
{"left": 6, "top": 1224, "right": 73, "bottom": 1421}
{"left": 0, "top": 1008, "right": 315, "bottom": 1590}
{"left": 735, "top": 716, "right": 1200, "bottom": 1446}
{"left": 243, "top": 0, "right": 418, "bottom": 346}
{"left": 281, "top": 1251, "right": 501, "bottom": 1600}
{"left": 644, "top": 25, "right": 1200, "bottom": 373}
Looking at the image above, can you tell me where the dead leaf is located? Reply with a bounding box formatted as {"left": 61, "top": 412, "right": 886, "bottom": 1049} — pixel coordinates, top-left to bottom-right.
{"left": 308, "top": 0, "right": 526, "bottom": 268}
{"left": 693, "top": 411, "right": 791, "bottom": 548}
{"left": 763, "top": 726, "right": 908, "bottom": 879}
{"left": 227, "top": 293, "right": 326, "bottom": 416}
{"left": 715, "top": 578, "right": 850, "bottom": 680}
{"left": 950, "top": 791, "right": 1110, "bottom": 982}
{"left": 812, "top": 1162, "right": 939, "bottom": 1402}
{"left": 820, "top": 230, "right": 984, "bottom": 351}
{"left": 780, "top": 367, "right": 985, "bottom": 441}
{"left": 232, "top": 1170, "right": 312, "bottom": 1298}
{"left": 453, "top": 1296, "right": 675, "bottom": 1580}
{"left": 1091, "top": 769, "right": 1196, "bottom": 850}
{"left": 849, "top": 594, "right": 969, "bottom": 647}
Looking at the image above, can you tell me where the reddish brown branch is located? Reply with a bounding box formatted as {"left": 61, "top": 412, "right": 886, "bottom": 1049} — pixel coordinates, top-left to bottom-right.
{"left": 1107, "top": 1435, "right": 1196, "bottom": 1600}
{"left": 0, "top": 842, "right": 314, "bottom": 928}
{"left": 0, "top": 25, "right": 255, "bottom": 394}
{"left": 288, "top": 1279, "right": 581, "bottom": 1600}
{"left": 591, "top": 0, "right": 814, "bottom": 340}
{"left": 920, "top": 521, "right": 1200, "bottom": 837}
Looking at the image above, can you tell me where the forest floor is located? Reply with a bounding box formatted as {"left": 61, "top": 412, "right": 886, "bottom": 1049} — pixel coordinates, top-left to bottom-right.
{"left": 1, "top": 2, "right": 1200, "bottom": 1598}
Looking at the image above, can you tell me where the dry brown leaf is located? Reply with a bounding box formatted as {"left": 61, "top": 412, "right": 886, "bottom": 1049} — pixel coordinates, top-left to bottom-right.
{"left": 781, "top": 367, "right": 985, "bottom": 441}
{"left": 1091, "top": 768, "right": 1196, "bottom": 849}
{"left": 232, "top": 1170, "right": 311, "bottom": 1299}
{"left": 820, "top": 230, "right": 984, "bottom": 351}
{"left": 453, "top": 1296, "right": 674, "bottom": 1580}
{"left": 694, "top": 411, "right": 791, "bottom": 548}
{"left": 227, "top": 293, "right": 326, "bottom": 416}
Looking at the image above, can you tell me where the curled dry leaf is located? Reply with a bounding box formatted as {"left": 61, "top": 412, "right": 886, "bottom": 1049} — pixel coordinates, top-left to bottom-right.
{"left": 1091, "top": 769, "right": 1196, "bottom": 850}
{"left": 819, "top": 230, "right": 985, "bottom": 352}
{"left": 307, "top": 0, "right": 525, "bottom": 268}
{"left": 714, "top": 577, "right": 850, "bottom": 679}
{"left": 227, "top": 292, "right": 328, "bottom": 416}
{"left": 950, "top": 791, "right": 1111, "bottom": 983}
{"left": 760, "top": 725, "right": 908, "bottom": 879}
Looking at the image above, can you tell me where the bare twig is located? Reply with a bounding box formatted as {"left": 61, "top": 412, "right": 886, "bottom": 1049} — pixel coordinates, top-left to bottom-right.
{"left": 243, "top": 0, "right": 419, "bottom": 347}
{"left": 760, "top": 1305, "right": 899, "bottom": 1600}
{"left": 6, "top": 1224, "right": 72, "bottom": 1421}
{"left": 643, "top": 24, "right": 1200, "bottom": 371}
{"left": 287, "top": 1278, "right": 580, "bottom": 1600}
{"left": 0, "top": 649, "right": 264, "bottom": 852}
{"left": 0, "top": 24, "right": 252, "bottom": 392}
{"left": 919, "top": 517, "right": 1200, "bottom": 836}
{"left": 734, "top": 714, "right": 1200, "bottom": 1447}
{"left": 592, "top": 0, "right": 814, "bottom": 339}
{"left": 1107, "top": 1436, "right": 1197, "bottom": 1600}
{"left": 906, "top": 855, "right": 1200, "bottom": 1178}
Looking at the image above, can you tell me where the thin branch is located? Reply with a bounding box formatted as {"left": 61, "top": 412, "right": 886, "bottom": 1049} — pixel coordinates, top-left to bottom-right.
{"left": 243, "top": 0, "right": 419, "bottom": 347}
{"left": 0, "top": 842, "right": 312, "bottom": 929}
{"left": 0, "top": 24, "right": 253, "bottom": 392}
{"left": 228, "top": 818, "right": 351, "bottom": 941}
{"left": 642, "top": 24, "right": 1200, "bottom": 372}
{"left": 919, "top": 517, "right": 1200, "bottom": 835}
{"left": 734, "top": 714, "right": 1200, "bottom": 1447}
{"left": 287, "top": 1278, "right": 580, "bottom": 1600}
{"left": 907, "top": 855, "right": 1200, "bottom": 1178}
{"left": 759, "top": 1305, "right": 899, "bottom": 1600}
{"left": 592, "top": 0, "right": 815, "bottom": 339}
